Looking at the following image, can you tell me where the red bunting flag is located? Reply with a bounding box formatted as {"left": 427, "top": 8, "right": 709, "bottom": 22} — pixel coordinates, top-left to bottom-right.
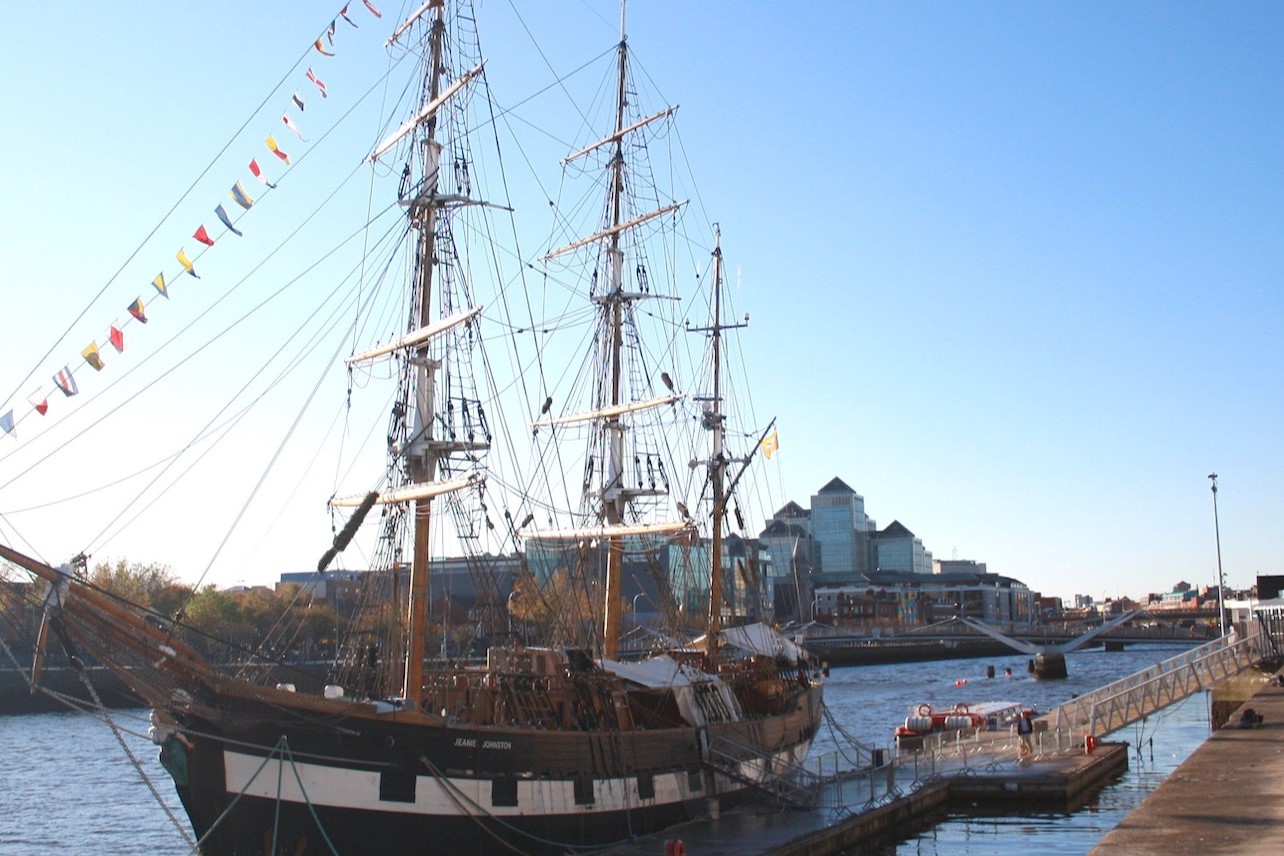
{"left": 340, "top": 4, "right": 358, "bottom": 27}
{"left": 128, "top": 297, "right": 148, "bottom": 324}
{"left": 364, "top": 0, "right": 382, "bottom": 18}
{"left": 314, "top": 38, "right": 335, "bottom": 57}
{"left": 194, "top": 225, "right": 215, "bottom": 247}
{"left": 306, "top": 68, "right": 328, "bottom": 98}
{"left": 266, "top": 135, "right": 290, "bottom": 165}
{"left": 30, "top": 392, "right": 48, "bottom": 416}
{"left": 248, "top": 159, "right": 277, "bottom": 189}
{"left": 109, "top": 325, "right": 125, "bottom": 353}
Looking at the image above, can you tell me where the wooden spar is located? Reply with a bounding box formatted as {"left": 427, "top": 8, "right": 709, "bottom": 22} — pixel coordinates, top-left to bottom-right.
{"left": 0, "top": 542, "right": 216, "bottom": 680}
{"left": 560, "top": 106, "right": 678, "bottom": 164}
{"left": 330, "top": 474, "right": 482, "bottom": 508}
{"left": 30, "top": 615, "right": 50, "bottom": 691}
{"left": 543, "top": 203, "right": 682, "bottom": 261}
{"left": 345, "top": 305, "right": 482, "bottom": 366}
{"left": 532, "top": 394, "right": 679, "bottom": 428}
{"left": 705, "top": 228, "right": 725, "bottom": 663}
{"left": 367, "top": 63, "right": 484, "bottom": 162}
{"left": 523, "top": 520, "right": 691, "bottom": 541}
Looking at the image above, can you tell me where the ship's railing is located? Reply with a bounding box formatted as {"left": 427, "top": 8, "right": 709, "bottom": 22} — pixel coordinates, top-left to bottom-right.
{"left": 705, "top": 733, "right": 825, "bottom": 809}
{"left": 1045, "top": 628, "right": 1268, "bottom": 742}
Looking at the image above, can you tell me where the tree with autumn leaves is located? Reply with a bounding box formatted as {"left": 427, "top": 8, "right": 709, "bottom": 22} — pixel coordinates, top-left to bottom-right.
{"left": 507, "top": 567, "right": 605, "bottom": 648}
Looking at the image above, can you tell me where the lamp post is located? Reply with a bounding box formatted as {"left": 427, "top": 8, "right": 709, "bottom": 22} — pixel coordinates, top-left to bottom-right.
{"left": 1209, "top": 473, "right": 1226, "bottom": 637}
{"left": 631, "top": 593, "right": 645, "bottom": 636}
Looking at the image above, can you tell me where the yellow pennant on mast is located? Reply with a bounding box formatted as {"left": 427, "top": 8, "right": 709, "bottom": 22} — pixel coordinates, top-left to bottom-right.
{"left": 760, "top": 430, "right": 779, "bottom": 460}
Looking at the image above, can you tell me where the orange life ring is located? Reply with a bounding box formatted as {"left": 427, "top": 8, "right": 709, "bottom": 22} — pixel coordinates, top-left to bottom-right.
{"left": 917, "top": 703, "right": 932, "bottom": 717}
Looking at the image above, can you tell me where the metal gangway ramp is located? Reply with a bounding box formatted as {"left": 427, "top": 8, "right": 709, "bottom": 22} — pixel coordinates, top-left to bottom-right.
{"left": 1044, "top": 629, "right": 1270, "bottom": 743}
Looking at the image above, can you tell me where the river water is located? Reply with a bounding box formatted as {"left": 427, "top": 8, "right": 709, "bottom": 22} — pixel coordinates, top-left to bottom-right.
{"left": 0, "top": 645, "right": 1212, "bottom": 854}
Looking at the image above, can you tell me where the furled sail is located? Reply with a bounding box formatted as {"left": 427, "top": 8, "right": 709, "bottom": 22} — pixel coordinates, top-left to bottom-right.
{"left": 345, "top": 305, "right": 482, "bottom": 365}
{"left": 521, "top": 520, "right": 691, "bottom": 540}
{"left": 533, "top": 393, "right": 679, "bottom": 428}
{"left": 367, "top": 63, "right": 485, "bottom": 163}
{"left": 543, "top": 203, "right": 684, "bottom": 260}
{"left": 330, "top": 473, "right": 482, "bottom": 507}
{"left": 561, "top": 106, "right": 678, "bottom": 164}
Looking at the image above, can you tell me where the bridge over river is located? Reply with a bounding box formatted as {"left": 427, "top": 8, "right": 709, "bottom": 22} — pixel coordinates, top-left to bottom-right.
{"left": 800, "top": 617, "right": 1211, "bottom": 669}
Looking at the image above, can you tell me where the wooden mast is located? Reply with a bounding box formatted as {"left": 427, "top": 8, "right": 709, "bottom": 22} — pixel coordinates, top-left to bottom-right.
{"left": 403, "top": 7, "right": 447, "bottom": 706}
{"left": 601, "top": 4, "right": 630, "bottom": 661}
{"left": 705, "top": 228, "right": 726, "bottom": 663}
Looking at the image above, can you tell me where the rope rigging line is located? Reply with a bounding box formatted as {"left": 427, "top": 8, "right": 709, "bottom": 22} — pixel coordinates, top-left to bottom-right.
{"left": 0, "top": 13, "right": 424, "bottom": 482}
{"left": 418, "top": 752, "right": 624, "bottom": 856}
{"left": 0, "top": 31, "right": 327, "bottom": 424}
{"left": 70, "top": 657, "right": 199, "bottom": 850}
{"left": 73, "top": 207, "right": 404, "bottom": 575}
{"left": 0, "top": 185, "right": 402, "bottom": 502}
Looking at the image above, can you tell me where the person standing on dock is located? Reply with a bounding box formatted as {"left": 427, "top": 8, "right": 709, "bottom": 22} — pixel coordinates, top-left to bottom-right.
{"left": 1015, "top": 710, "right": 1034, "bottom": 756}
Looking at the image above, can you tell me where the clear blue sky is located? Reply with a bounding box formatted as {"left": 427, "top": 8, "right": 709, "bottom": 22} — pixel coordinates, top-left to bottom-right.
{"left": 1, "top": 2, "right": 1280, "bottom": 603}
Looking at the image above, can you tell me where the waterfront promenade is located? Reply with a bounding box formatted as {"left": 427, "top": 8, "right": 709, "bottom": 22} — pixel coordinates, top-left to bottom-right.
{"left": 1090, "top": 670, "right": 1284, "bottom": 855}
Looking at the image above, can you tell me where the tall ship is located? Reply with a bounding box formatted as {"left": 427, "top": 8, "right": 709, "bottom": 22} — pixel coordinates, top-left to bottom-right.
{"left": 0, "top": 2, "right": 822, "bottom": 853}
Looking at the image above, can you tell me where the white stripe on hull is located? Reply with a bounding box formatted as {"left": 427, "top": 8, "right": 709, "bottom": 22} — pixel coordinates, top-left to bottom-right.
{"left": 223, "top": 739, "right": 812, "bottom": 817}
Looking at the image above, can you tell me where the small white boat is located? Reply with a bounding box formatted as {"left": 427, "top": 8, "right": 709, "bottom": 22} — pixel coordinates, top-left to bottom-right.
{"left": 895, "top": 700, "right": 1035, "bottom": 747}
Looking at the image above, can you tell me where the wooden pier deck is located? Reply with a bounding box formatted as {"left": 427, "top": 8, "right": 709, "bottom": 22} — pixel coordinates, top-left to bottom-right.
{"left": 603, "top": 737, "right": 1129, "bottom": 856}
{"left": 1089, "top": 670, "right": 1284, "bottom": 855}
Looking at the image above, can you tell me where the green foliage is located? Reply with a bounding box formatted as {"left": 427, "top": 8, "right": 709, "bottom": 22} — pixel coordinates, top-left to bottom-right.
{"left": 89, "top": 559, "right": 184, "bottom": 611}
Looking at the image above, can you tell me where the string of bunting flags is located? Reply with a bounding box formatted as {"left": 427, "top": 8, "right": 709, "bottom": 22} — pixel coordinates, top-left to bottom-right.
{"left": 1, "top": 1, "right": 384, "bottom": 442}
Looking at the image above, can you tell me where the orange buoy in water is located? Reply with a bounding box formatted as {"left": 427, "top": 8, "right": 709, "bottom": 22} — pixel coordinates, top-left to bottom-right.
{"left": 955, "top": 678, "right": 968, "bottom": 687}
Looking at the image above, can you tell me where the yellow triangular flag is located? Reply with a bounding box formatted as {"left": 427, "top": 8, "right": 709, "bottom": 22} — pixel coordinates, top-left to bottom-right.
{"left": 176, "top": 249, "right": 199, "bottom": 279}
{"left": 82, "top": 342, "right": 105, "bottom": 371}
{"left": 760, "top": 430, "right": 779, "bottom": 460}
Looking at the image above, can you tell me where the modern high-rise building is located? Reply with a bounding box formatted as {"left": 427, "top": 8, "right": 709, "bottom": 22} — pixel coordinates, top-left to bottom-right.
{"left": 809, "top": 477, "right": 876, "bottom": 582}
{"left": 873, "top": 520, "right": 934, "bottom": 575}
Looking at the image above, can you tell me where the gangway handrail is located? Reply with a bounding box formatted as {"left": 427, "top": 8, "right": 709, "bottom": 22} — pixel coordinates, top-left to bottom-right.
{"left": 705, "top": 732, "right": 825, "bottom": 808}
{"left": 1046, "top": 629, "right": 1267, "bottom": 739}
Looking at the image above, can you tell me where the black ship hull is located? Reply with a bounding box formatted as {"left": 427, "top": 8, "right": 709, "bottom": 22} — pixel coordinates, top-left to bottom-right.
{"left": 164, "top": 685, "right": 823, "bottom": 855}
